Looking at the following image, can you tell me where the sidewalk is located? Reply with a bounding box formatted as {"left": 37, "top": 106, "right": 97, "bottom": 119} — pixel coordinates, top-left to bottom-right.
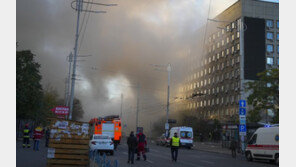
{"left": 193, "top": 141, "right": 245, "bottom": 159}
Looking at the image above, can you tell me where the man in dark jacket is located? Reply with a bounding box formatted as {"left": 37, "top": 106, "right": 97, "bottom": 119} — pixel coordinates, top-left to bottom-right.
{"left": 127, "top": 131, "right": 138, "bottom": 164}
{"left": 230, "top": 137, "right": 237, "bottom": 158}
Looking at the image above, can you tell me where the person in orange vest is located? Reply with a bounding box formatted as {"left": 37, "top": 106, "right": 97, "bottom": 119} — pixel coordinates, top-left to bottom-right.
{"left": 33, "top": 125, "right": 43, "bottom": 151}
{"left": 23, "top": 124, "right": 31, "bottom": 148}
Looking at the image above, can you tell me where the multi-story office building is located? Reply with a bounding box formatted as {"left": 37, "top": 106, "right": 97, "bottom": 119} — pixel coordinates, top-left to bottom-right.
{"left": 177, "top": 0, "right": 279, "bottom": 122}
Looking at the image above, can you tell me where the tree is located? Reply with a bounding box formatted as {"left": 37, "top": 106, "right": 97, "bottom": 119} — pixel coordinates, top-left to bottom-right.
{"left": 246, "top": 68, "right": 279, "bottom": 123}
{"left": 247, "top": 109, "right": 262, "bottom": 123}
{"left": 16, "top": 50, "right": 43, "bottom": 120}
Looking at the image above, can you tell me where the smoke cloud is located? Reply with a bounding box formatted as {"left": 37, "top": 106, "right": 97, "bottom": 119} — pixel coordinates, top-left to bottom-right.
{"left": 17, "top": 0, "right": 237, "bottom": 134}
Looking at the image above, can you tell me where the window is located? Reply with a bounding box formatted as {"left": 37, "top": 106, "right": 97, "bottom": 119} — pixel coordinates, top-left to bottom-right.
{"left": 236, "top": 43, "right": 240, "bottom": 51}
{"left": 227, "top": 37, "right": 229, "bottom": 43}
{"left": 237, "top": 31, "right": 240, "bottom": 38}
{"left": 208, "top": 78, "right": 211, "bottom": 84}
{"left": 213, "top": 55, "right": 215, "bottom": 61}
{"left": 232, "top": 34, "right": 235, "bottom": 41}
{"left": 205, "top": 69, "right": 207, "bottom": 75}
{"left": 222, "top": 51, "right": 225, "bottom": 57}
{"left": 248, "top": 134, "right": 257, "bottom": 145}
{"left": 209, "top": 67, "right": 211, "bottom": 73}
{"left": 222, "top": 29, "right": 225, "bottom": 35}
{"left": 209, "top": 57, "right": 211, "bottom": 63}
{"left": 226, "top": 25, "right": 230, "bottom": 32}
{"left": 277, "top": 33, "right": 279, "bottom": 41}
{"left": 201, "top": 80, "right": 203, "bottom": 87}
{"left": 231, "top": 46, "right": 235, "bottom": 53}
{"left": 216, "top": 98, "right": 219, "bottom": 104}
{"left": 217, "top": 42, "right": 220, "bottom": 48}
{"left": 204, "top": 79, "right": 207, "bottom": 85}
{"left": 266, "top": 20, "right": 273, "bottom": 28}
{"left": 277, "top": 20, "right": 279, "bottom": 29}
{"left": 218, "top": 31, "right": 220, "bottom": 37}
{"left": 213, "top": 66, "right": 215, "bottom": 72}
{"left": 213, "top": 34, "right": 216, "bottom": 40}
{"left": 226, "top": 48, "right": 229, "bottom": 55}
{"left": 231, "top": 22, "right": 236, "bottom": 29}
{"left": 267, "top": 57, "right": 274, "bottom": 65}
{"left": 266, "top": 32, "right": 273, "bottom": 40}
{"left": 222, "top": 40, "right": 225, "bottom": 46}
{"left": 267, "top": 44, "right": 274, "bottom": 52}
{"left": 237, "top": 19, "right": 241, "bottom": 29}
{"left": 208, "top": 100, "right": 210, "bottom": 106}
{"left": 232, "top": 59, "right": 235, "bottom": 65}
{"left": 212, "top": 45, "right": 215, "bottom": 50}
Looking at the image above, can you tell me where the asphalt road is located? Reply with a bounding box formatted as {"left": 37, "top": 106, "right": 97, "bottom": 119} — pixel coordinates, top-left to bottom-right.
{"left": 16, "top": 139, "right": 278, "bottom": 167}
{"left": 99, "top": 141, "right": 278, "bottom": 167}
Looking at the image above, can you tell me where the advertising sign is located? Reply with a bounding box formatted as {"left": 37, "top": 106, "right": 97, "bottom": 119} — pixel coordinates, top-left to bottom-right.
{"left": 51, "top": 106, "right": 69, "bottom": 115}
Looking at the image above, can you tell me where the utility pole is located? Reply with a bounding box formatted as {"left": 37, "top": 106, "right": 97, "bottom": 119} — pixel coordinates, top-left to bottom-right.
{"left": 165, "top": 64, "right": 171, "bottom": 138}
{"left": 120, "top": 93, "right": 123, "bottom": 118}
{"left": 66, "top": 52, "right": 73, "bottom": 107}
{"left": 69, "top": 0, "right": 82, "bottom": 120}
{"left": 136, "top": 83, "right": 140, "bottom": 131}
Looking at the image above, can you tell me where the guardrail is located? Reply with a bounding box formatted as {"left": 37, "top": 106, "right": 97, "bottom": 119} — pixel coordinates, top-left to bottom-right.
{"left": 89, "top": 151, "right": 118, "bottom": 167}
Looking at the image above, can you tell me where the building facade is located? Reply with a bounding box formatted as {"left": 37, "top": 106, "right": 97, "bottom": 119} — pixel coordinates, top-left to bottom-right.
{"left": 177, "top": 0, "right": 279, "bottom": 122}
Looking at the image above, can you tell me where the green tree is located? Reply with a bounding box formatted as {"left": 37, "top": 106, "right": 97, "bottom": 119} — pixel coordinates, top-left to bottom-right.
{"left": 16, "top": 50, "right": 43, "bottom": 120}
{"left": 246, "top": 68, "right": 279, "bottom": 123}
{"left": 247, "top": 109, "right": 262, "bottom": 123}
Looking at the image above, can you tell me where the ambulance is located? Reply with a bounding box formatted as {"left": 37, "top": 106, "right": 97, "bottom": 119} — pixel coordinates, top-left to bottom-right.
{"left": 245, "top": 126, "right": 279, "bottom": 164}
{"left": 89, "top": 115, "right": 122, "bottom": 144}
{"left": 169, "top": 126, "right": 193, "bottom": 149}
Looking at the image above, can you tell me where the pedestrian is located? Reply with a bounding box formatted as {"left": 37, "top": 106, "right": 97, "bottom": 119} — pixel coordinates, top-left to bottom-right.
{"left": 45, "top": 127, "right": 50, "bottom": 147}
{"left": 23, "top": 124, "right": 31, "bottom": 148}
{"left": 170, "top": 132, "right": 180, "bottom": 162}
{"left": 136, "top": 130, "right": 147, "bottom": 161}
{"left": 33, "top": 125, "right": 43, "bottom": 151}
{"left": 230, "top": 137, "right": 237, "bottom": 158}
{"left": 127, "top": 131, "right": 138, "bottom": 164}
{"left": 199, "top": 133, "right": 203, "bottom": 142}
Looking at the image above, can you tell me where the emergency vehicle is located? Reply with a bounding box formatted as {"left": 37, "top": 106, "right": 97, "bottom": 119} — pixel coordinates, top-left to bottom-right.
{"left": 89, "top": 115, "right": 122, "bottom": 144}
{"left": 169, "top": 126, "right": 193, "bottom": 149}
{"left": 245, "top": 126, "right": 279, "bottom": 164}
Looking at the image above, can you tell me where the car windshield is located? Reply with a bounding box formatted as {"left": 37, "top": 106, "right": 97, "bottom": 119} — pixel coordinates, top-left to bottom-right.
{"left": 93, "top": 135, "right": 109, "bottom": 140}
{"left": 180, "top": 131, "right": 192, "bottom": 138}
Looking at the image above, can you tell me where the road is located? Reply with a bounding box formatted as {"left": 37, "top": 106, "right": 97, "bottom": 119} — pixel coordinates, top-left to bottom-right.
{"left": 96, "top": 141, "right": 278, "bottom": 167}
{"left": 16, "top": 139, "right": 277, "bottom": 167}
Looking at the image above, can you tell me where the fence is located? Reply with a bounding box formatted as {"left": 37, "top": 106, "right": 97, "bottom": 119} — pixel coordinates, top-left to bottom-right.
{"left": 89, "top": 151, "right": 118, "bottom": 167}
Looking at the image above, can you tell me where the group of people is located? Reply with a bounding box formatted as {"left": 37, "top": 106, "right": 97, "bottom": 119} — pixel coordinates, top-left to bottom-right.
{"left": 22, "top": 124, "right": 50, "bottom": 151}
{"left": 127, "top": 130, "right": 181, "bottom": 164}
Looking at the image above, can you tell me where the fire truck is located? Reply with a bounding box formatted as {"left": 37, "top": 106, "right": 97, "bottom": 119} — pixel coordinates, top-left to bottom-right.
{"left": 89, "top": 115, "right": 122, "bottom": 145}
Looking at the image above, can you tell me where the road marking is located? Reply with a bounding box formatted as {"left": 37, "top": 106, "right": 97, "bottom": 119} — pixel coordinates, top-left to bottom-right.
{"left": 201, "top": 160, "right": 214, "bottom": 164}
{"left": 146, "top": 160, "right": 154, "bottom": 164}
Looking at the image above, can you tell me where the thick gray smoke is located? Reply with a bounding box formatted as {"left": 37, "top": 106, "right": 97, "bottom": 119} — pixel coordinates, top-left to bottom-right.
{"left": 17, "top": 0, "right": 237, "bottom": 134}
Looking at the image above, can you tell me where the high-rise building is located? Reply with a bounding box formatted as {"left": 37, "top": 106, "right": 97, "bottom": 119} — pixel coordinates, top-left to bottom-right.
{"left": 177, "top": 0, "right": 279, "bottom": 122}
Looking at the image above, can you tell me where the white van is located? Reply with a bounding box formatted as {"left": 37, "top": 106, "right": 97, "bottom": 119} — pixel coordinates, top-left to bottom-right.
{"left": 245, "top": 127, "right": 279, "bottom": 164}
{"left": 169, "top": 127, "right": 193, "bottom": 149}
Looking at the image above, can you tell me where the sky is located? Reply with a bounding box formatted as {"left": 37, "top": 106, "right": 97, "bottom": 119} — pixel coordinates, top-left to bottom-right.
{"left": 17, "top": 0, "right": 239, "bottom": 132}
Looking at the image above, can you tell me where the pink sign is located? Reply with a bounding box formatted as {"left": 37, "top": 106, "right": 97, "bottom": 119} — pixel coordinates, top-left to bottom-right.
{"left": 51, "top": 106, "right": 69, "bottom": 115}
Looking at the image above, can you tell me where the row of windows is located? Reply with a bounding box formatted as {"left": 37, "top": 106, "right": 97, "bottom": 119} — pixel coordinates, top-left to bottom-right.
{"left": 182, "top": 78, "right": 240, "bottom": 94}
{"left": 181, "top": 106, "right": 238, "bottom": 117}
{"left": 266, "top": 20, "right": 279, "bottom": 29}
{"left": 186, "top": 95, "right": 240, "bottom": 109}
{"left": 186, "top": 57, "right": 240, "bottom": 82}
{"left": 208, "top": 33, "right": 240, "bottom": 53}
{"left": 208, "top": 19, "right": 241, "bottom": 43}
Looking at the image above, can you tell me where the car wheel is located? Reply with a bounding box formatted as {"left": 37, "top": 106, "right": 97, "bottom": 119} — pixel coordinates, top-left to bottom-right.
{"left": 245, "top": 151, "right": 253, "bottom": 161}
{"left": 110, "top": 150, "right": 114, "bottom": 156}
{"left": 275, "top": 154, "right": 279, "bottom": 165}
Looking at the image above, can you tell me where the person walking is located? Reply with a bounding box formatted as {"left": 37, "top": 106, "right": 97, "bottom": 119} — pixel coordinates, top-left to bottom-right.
{"left": 230, "top": 137, "right": 237, "bottom": 158}
{"left": 127, "top": 131, "right": 138, "bottom": 164}
{"left": 33, "top": 125, "right": 43, "bottom": 151}
{"left": 45, "top": 127, "right": 50, "bottom": 147}
{"left": 170, "top": 132, "right": 180, "bottom": 162}
{"left": 136, "top": 130, "right": 147, "bottom": 161}
{"left": 23, "top": 124, "right": 31, "bottom": 148}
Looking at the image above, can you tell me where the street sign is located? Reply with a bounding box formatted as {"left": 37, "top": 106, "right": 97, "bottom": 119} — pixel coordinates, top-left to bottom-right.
{"left": 239, "top": 124, "right": 247, "bottom": 135}
{"left": 239, "top": 100, "right": 246, "bottom": 107}
{"left": 239, "top": 115, "right": 246, "bottom": 125}
{"left": 51, "top": 106, "right": 69, "bottom": 115}
{"left": 165, "top": 123, "right": 169, "bottom": 130}
{"left": 239, "top": 108, "right": 246, "bottom": 115}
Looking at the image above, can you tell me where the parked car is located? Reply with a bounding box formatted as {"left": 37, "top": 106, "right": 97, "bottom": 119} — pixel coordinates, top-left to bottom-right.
{"left": 89, "top": 134, "right": 114, "bottom": 155}
{"left": 245, "top": 126, "right": 279, "bottom": 164}
{"left": 156, "top": 134, "right": 169, "bottom": 146}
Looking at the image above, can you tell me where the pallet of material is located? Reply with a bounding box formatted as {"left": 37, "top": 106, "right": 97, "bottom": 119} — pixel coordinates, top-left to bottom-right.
{"left": 46, "top": 119, "right": 90, "bottom": 167}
